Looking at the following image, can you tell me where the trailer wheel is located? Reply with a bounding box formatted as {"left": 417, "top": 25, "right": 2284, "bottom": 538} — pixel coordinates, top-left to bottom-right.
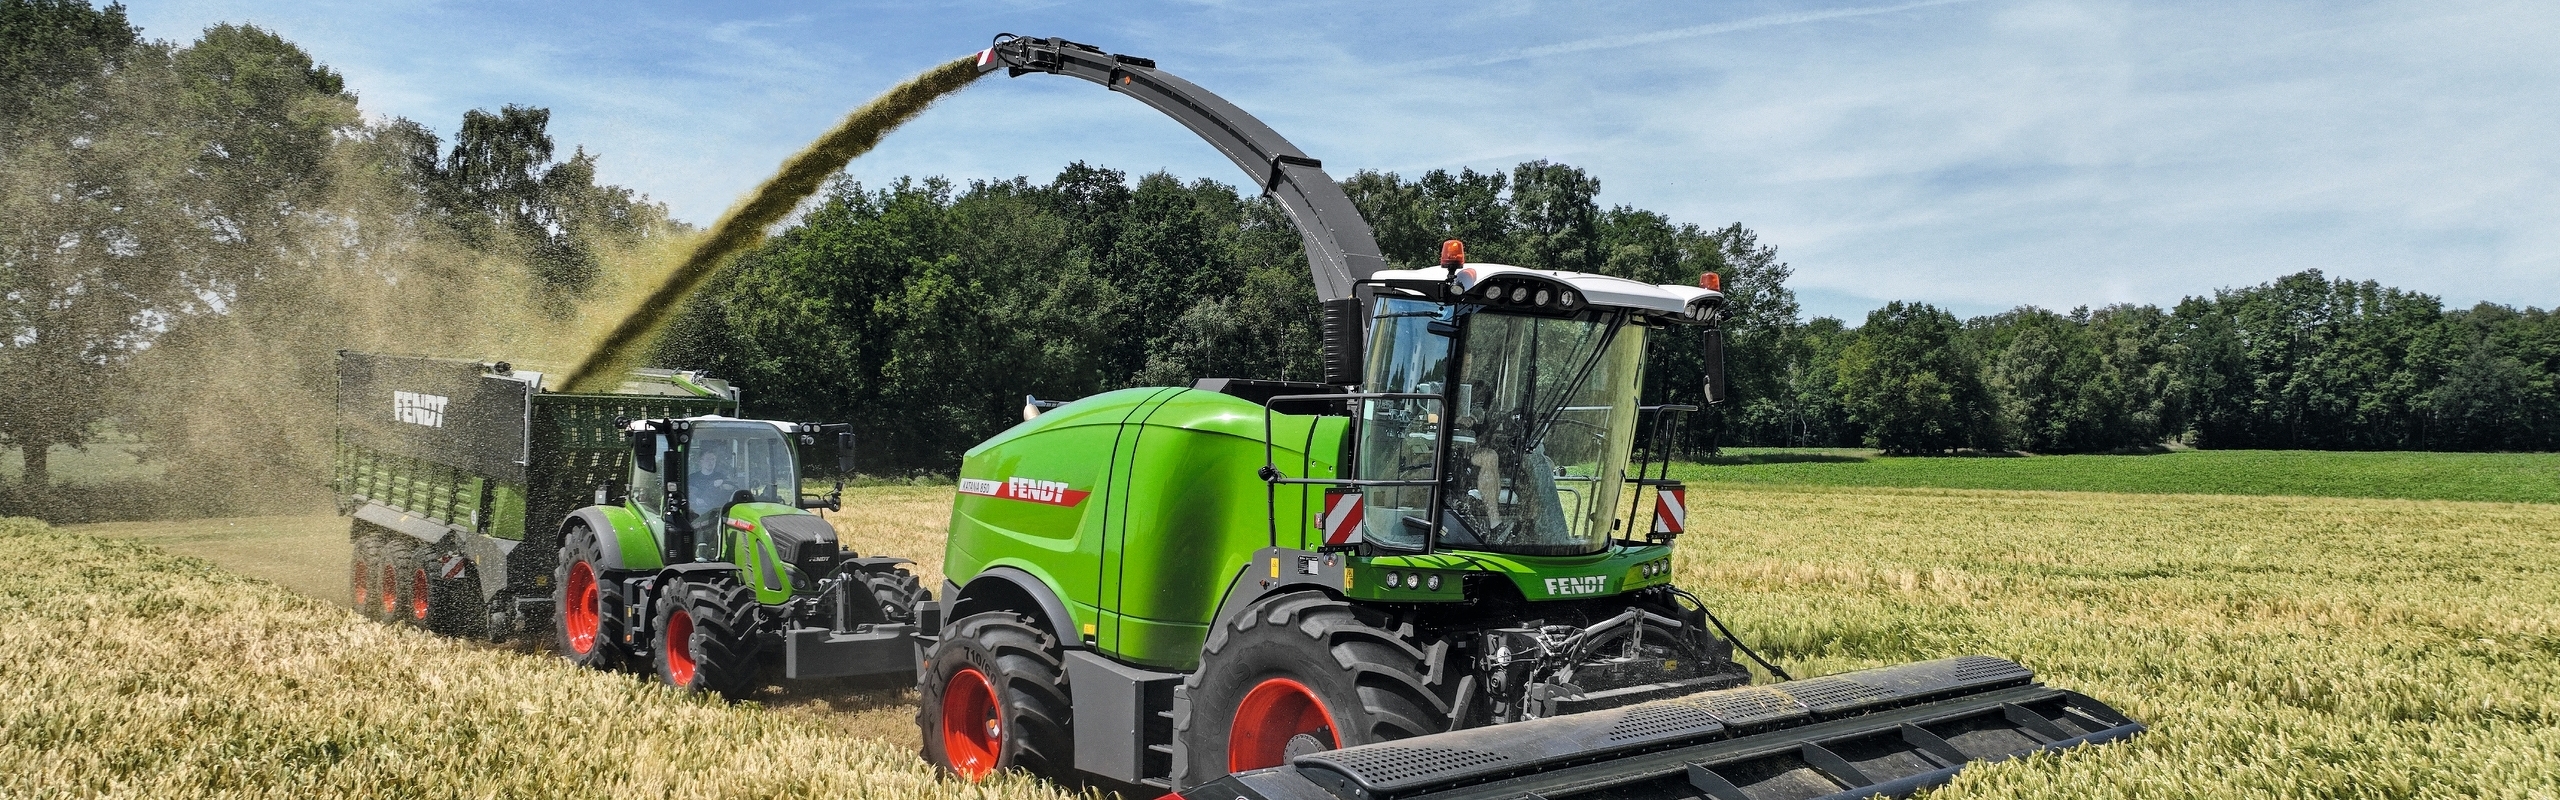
{"left": 553, "top": 523, "right": 627, "bottom": 669}
{"left": 350, "top": 553, "right": 371, "bottom": 611}
{"left": 379, "top": 562, "right": 402, "bottom": 621}
{"left": 653, "top": 574, "right": 764, "bottom": 698}
{"left": 918, "top": 612, "right": 1072, "bottom": 781}
{"left": 862, "top": 567, "right": 929, "bottom": 624}
{"left": 1172, "top": 591, "right": 1447, "bottom": 789}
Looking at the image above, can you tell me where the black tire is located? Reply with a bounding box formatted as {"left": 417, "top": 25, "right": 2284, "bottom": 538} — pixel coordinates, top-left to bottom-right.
{"left": 1172, "top": 592, "right": 1448, "bottom": 790}
{"left": 349, "top": 522, "right": 383, "bottom": 618}
{"left": 861, "top": 567, "right": 929, "bottom": 624}
{"left": 553, "top": 523, "right": 628, "bottom": 670}
{"left": 918, "top": 612, "right": 1072, "bottom": 782}
{"left": 653, "top": 574, "right": 764, "bottom": 698}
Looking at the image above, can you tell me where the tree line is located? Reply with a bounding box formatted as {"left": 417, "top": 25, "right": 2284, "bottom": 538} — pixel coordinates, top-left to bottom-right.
{"left": 662, "top": 164, "right": 2559, "bottom": 466}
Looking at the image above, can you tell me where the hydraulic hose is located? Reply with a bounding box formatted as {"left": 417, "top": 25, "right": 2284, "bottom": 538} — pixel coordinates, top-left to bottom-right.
{"left": 1672, "top": 585, "right": 1794, "bottom": 681}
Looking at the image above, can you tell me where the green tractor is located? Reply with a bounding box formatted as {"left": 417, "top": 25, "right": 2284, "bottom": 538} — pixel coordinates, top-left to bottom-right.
{"left": 553, "top": 415, "right": 927, "bottom": 694}
{"left": 906, "top": 37, "right": 2144, "bottom": 800}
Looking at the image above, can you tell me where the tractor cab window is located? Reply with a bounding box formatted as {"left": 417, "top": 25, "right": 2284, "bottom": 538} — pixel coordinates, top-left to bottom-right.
{"left": 684, "top": 421, "right": 799, "bottom": 514}
{"left": 631, "top": 432, "right": 670, "bottom": 523}
{"left": 1353, "top": 300, "right": 1644, "bottom": 556}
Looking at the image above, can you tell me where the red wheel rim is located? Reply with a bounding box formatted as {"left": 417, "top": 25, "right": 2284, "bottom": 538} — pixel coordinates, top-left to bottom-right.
{"left": 664, "top": 608, "right": 698, "bottom": 687}
{"left": 562, "top": 561, "right": 599, "bottom": 655}
{"left": 1229, "top": 677, "right": 1339, "bottom": 773}
{"left": 380, "top": 565, "right": 398, "bottom": 616}
{"left": 939, "top": 667, "right": 1002, "bottom": 780}
{"left": 351, "top": 560, "right": 369, "bottom": 606}
{"left": 411, "top": 568, "right": 431, "bottom": 621}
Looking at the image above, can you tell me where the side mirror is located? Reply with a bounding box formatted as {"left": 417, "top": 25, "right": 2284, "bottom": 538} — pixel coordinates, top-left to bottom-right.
{"left": 835, "top": 432, "right": 857, "bottom": 473}
{"left": 1701, "top": 327, "right": 1728, "bottom": 406}
{"left": 630, "top": 431, "right": 658, "bottom": 472}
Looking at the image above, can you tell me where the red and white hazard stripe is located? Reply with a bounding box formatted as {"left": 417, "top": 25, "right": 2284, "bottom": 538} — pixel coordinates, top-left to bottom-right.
{"left": 1321, "top": 491, "right": 1365, "bottom": 546}
{"left": 974, "top": 48, "right": 995, "bottom": 68}
{"left": 436, "top": 553, "right": 469, "bottom": 580}
{"left": 1652, "top": 488, "right": 1687, "bottom": 535}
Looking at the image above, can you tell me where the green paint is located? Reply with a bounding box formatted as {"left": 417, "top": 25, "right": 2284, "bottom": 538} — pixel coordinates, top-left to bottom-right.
{"left": 942, "top": 386, "right": 1677, "bottom": 671}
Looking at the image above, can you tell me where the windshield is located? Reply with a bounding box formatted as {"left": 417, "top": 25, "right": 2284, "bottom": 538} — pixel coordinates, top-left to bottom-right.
{"left": 1354, "top": 301, "right": 1645, "bottom": 555}
{"left": 685, "top": 421, "right": 799, "bottom": 512}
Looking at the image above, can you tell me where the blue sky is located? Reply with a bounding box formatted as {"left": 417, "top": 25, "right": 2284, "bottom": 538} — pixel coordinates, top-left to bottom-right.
{"left": 125, "top": 0, "right": 2558, "bottom": 321}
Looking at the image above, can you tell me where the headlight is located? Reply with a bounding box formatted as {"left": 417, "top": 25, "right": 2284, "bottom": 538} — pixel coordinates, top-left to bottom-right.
{"left": 1386, "top": 571, "right": 1403, "bottom": 589}
{"left": 1426, "top": 574, "right": 1442, "bottom": 591}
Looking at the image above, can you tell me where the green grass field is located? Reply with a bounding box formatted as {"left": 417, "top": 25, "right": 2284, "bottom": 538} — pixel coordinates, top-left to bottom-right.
{"left": 1676, "top": 448, "right": 2560, "bottom": 504}
{"left": 10, "top": 473, "right": 2558, "bottom": 798}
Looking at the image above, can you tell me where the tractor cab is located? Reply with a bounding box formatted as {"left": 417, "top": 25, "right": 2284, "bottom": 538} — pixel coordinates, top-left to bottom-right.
{"left": 624, "top": 416, "right": 855, "bottom": 569}
{"left": 1345, "top": 241, "right": 1725, "bottom": 557}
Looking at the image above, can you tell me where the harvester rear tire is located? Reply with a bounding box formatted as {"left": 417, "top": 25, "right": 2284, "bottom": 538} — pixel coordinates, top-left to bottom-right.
{"left": 1172, "top": 591, "right": 1448, "bottom": 790}
{"left": 653, "top": 574, "right": 764, "bottom": 699}
{"left": 918, "top": 612, "right": 1072, "bottom": 782}
{"left": 553, "top": 523, "right": 628, "bottom": 670}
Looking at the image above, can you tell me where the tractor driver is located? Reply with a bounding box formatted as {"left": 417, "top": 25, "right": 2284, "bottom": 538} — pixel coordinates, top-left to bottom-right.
{"left": 687, "top": 446, "right": 747, "bottom": 511}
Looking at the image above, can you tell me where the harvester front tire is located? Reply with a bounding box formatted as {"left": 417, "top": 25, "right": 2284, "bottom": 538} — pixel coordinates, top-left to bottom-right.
{"left": 1172, "top": 591, "right": 1447, "bottom": 790}
{"left": 918, "top": 612, "right": 1072, "bottom": 782}
{"left": 553, "top": 523, "right": 628, "bottom": 670}
{"left": 653, "top": 574, "right": 764, "bottom": 699}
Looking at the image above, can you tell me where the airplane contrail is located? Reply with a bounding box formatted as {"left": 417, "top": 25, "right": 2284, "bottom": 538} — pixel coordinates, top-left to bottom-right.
{"left": 1409, "top": 0, "right": 1986, "bottom": 70}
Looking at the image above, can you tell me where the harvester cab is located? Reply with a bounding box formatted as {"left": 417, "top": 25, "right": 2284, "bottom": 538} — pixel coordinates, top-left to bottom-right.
{"left": 910, "top": 34, "right": 2146, "bottom": 800}
{"left": 553, "top": 414, "right": 924, "bottom": 695}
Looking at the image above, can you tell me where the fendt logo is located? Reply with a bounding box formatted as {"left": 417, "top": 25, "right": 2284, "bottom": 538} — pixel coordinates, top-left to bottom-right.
{"left": 392, "top": 391, "right": 449, "bottom": 428}
{"left": 1544, "top": 575, "right": 1608, "bottom": 596}
{"left": 958, "top": 476, "right": 1091, "bottom": 507}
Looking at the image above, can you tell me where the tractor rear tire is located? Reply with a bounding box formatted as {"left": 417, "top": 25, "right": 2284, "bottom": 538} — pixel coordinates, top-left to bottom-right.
{"left": 918, "top": 612, "right": 1072, "bottom": 782}
{"left": 653, "top": 574, "right": 764, "bottom": 698}
{"left": 1171, "top": 591, "right": 1449, "bottom": 790}
{"left": 553, "top": 523, "right": 628, "bottom": 670}
{"left": 862, "top": 567, "right": 929, "bottom": 624}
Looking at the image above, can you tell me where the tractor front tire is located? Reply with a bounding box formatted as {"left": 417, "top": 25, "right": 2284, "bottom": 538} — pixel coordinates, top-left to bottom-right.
{"left": 653, "top": 574, "right": 764, "bottom": 698}
{"left": 1172, "top": 591, "right": 1449, "bottom": 790}
{"left": 553, "top": 523, "right": 628, "bottom": 670}
{"left": 862, "top": 567, "right": 929, "bottom": 624}
{"left": 918, "top": 612, "right": 1072, "bottom": 782}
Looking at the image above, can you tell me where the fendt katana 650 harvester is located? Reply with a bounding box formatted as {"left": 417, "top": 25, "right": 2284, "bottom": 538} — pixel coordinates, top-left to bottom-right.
{"left": 333, "top": 352, "right": 922, "bottom": 694}
{"left": 909, "top": 36, "right": 2146, "bottom": 800}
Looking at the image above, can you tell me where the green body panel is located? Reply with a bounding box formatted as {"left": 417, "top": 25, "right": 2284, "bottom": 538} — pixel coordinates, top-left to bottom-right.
{"left": 721, "top": 501, "right": 811, "bottom": 605}
{"left": 598, "top": 496, "right": 819, "bottom": 605}
{"left": 947, "top": 387, "right": 1344, "bottom": 669}
{"left": 490, "top": 483, "right": 528, "bottom": 541}
{"left": 948, "top": 386, "right": 1682, "bottom": 672}
{"left": 594, "top": 503, "right": 665, "bottom": 571}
